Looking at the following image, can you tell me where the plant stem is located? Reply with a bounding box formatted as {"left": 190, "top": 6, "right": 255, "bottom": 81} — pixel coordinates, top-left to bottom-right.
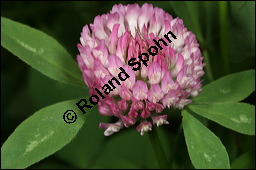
{"left": 203, "top": 50, "right": 214, "bottom": 81}
{"left": 148, "top": 129, "right": 169, "bottom": 169}
{"left": 219, "top": 1, "right": 229, "bottom": 75}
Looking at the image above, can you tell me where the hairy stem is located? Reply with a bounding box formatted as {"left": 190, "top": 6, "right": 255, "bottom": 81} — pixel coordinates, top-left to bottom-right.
{"left": 148, "top": 129, "right": 169, "bottom": 168}
{"left": 203, "top": 50, "right": 214, "bottom": 81}
{"left": 219, "top": 1, "right": 229, "bottom": 75}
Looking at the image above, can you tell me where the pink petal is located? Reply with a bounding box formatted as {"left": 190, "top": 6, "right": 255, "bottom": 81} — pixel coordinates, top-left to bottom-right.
{"left": 148, "top": 84, "right": 164, "bottom": 103}
{"left": 132, "top": 80, "right": 148, "bottom": 100}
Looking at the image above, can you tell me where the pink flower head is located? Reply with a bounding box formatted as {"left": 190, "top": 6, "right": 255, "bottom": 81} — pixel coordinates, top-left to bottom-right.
{"left": 77, "top": 3, "right": 205, "bottom": 136}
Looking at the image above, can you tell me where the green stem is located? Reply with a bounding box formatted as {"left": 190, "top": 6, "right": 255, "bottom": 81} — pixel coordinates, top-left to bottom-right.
{"left": 203, "top": 50, "right": 214, "bottom": 81}
{"left": 148, "top": 129, "right": 169, "bottom": 168}
{"left": 174, "top": 123, "right": 183, "bottom": 148}
{"left": 170, "top": 123, "right": 183, "bottom": 164}
{"left": 219, "top": 1, "right": 229, "bottom": 75}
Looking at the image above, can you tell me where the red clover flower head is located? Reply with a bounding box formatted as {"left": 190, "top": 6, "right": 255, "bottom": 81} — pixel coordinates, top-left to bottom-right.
{"left": 77, "top": 3, "right": 205, "bottom": 136}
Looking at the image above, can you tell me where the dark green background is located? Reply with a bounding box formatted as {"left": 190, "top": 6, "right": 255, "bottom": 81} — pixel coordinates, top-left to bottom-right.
{"left": 1, "top": 1, "right": 255, "bottom": 169}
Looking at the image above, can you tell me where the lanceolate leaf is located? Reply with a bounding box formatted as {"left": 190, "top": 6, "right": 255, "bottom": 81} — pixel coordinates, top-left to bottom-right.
{"left": 1, "top": 17, "right": 85, "bottom": 87}
{"left": 182, "top": 110, "right": 230, "bottom": 169}
{"left": 1, "top": 99, "right": 87, "bottom": 169}
{"left": 189, "top": 103, "right": 255, "bottom": 135}
{"left": 193, "top": 70, "right": 255, "bottom": 103}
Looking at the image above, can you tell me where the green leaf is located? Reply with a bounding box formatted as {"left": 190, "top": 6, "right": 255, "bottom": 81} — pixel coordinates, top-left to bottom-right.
{"left": 1, "top": 99, "right": 87, "bottom": 169}
{"left": 231, "top": 151, "right": 254, "bottom": 169}
{"left": 182, "top": 110, "right": 230, "bottom": 169}
{"left": 193, "top": 70, "right": 255, "bottom": 103}
{"left": 189, "top": 103, "right": 255, "bottom": 135}
{"left": 1, "top": 17, "right": 85, "bottom": 87}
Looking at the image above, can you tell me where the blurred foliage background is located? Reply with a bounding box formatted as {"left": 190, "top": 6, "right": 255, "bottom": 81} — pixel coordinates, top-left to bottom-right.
{"left": 1, "top": 1, "right": 255, "bottom": 169}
